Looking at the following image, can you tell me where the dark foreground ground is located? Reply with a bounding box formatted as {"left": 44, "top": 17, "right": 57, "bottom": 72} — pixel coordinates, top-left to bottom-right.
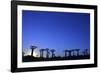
{"left": 22, "top": 55, "right": 90, "bottom": 62}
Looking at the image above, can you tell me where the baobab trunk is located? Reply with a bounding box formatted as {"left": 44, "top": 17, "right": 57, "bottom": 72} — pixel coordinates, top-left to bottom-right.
{"left": 31, "top": 49, "right": 34, "bottom": 56}
{"left": 30, "top": 46, "right": 37, "bottom": 57}
{"left": 46, "top": 48, "right": 49, "bottom": 58}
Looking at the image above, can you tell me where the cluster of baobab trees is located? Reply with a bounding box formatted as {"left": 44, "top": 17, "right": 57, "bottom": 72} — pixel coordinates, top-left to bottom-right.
{"left": 27, "top": 45, "right": 89, "bottom": 58}
{"left": 30, "top": 46, "right": 56, "bottom": 58}
{"left": 64, "top": 49, "right": 89, "bottom": 57}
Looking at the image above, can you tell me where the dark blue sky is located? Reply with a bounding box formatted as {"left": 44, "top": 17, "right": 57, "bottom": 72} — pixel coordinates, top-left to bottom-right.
{"left": 22, "top": 10, "right": 90, "bottom": 56}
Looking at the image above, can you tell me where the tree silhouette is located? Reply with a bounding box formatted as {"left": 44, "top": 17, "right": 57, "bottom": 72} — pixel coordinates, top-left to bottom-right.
{"left": 64, "top": 50, "right": 68, "bottom": 57}
{"left": 82, "top": 51, "right": 85, "bottom": 56}
{"left": 68, "top": 50, "right": 72, "bottom": 57}
{"left": 75, "top": 49, "right": 80, "bottom": 56}
{"left": 71, "top": 49, "right": 75, "bottom": 56}
{"left": 85, "top": 49, "right": 89, "bottom": 55}
{"left": 30, "top": 46, "right": 37, "bottom": 56}
{"left": 45, "top": 48, "right": 50, "bottom": 58}
{"left": 83, "top": 49, "right": 89, "bottom": 55}
{"left": 40, "top": 49, "right": 45, "bottom": 58}
{"left": 50, "top": 49, "right": 55, "bottom": 58}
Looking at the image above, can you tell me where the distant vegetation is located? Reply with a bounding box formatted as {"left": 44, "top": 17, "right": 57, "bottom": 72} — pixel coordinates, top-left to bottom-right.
{"left": 22, "top": 45, "right": 90, "bottom": 62}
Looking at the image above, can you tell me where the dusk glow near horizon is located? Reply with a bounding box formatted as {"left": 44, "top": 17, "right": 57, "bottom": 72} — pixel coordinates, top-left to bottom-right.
{"left": 22, "top": 10, "right": 90, "bottom": 56}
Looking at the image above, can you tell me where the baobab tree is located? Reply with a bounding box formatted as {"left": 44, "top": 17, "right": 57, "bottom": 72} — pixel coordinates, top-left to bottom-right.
{"left": 82, "top": 51, "right": 85, "bottom": 56}
{"left": 45, "top": 48, "right": 50, "bottom": 58}
{"left": 85, "top": 49, "right": 89, "bottom": 55}
{"left": 75, "top": 49, "right": 80, "bottom": 56}
{"left": 72, "top": 49, "right": 76, "bottom": 56}
{"left": 50, "top": 49, "right": 55, "bottom": 58}
{"left": 68, "top": 50, "right": 72, "bottom": 57}
{"left": 40, "top": 49, "right": 45, "bottom": 58}
{"left": 64, "top": 50, "right": 74, "bottom": 57}
{"left": 83, "top": 49, "right": 89, "bottom": 55}
{"left": 30, "top": 45, "right": 37, "bottom": 57}
{"left": 64, "top": 50, "right": 69, "bottom": 57}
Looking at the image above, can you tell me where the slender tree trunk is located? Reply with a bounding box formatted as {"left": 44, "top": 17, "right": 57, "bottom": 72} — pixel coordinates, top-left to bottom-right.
{"left": 31, "top": 49, "right": 33, "bottom": 56}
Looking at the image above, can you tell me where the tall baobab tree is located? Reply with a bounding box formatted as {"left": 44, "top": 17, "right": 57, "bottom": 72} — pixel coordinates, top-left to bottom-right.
{"left": 45, "top": 48, "right": 50, "bottom": 58}
{"left": 68, "top": 50, "right": 72, "bottom": 57}
{"left": 30, "top": 45, "right": 37, "bottom": 57}
{"left": 40, "top": 49, "right": 42, "bottom": 57}
{"left": 83, "top": 49, "right": 89, "bottom": 55}
{"left": 40, "top": 49, "right": 44, "bottom": 58}
{"left": 85, "top": 49, "right": 89, "bottom": 55}
{"left": 82, "top": 51, "right": 85, "bottom": 56}
{"left": 75, "top": 49, "right": 80, "bottom": 56}
{"left": 64, "top": 50, "right": 73, "bottom": 57}
{"left": 50, "top": 49, "right": 55, "bottom": 58}
{"left": 71, "top": 49, "right": 75, "bottom": 56}
{"left": 64, "top": 50, "right": 68, "bottom": 57}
